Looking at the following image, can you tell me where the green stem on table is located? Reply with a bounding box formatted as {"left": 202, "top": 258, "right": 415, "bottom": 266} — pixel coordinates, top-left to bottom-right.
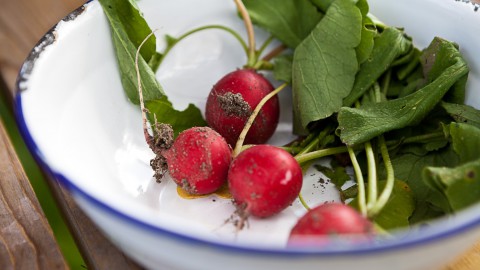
{"left": 348, "top": 147, "right": 367, "bottom": 216}
{"left": 233, "top": 83, "right": 288, "bottom": 157}
{"left": 233, "top": 0, "right": 257, "bottom": 68}
{"left": 158, "top": 25, "right": 248, "bottom": 67}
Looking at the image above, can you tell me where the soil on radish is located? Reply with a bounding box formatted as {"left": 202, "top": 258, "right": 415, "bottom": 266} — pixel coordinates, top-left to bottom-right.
{"left": 217, "top": 92, "right": 251, "bottom": 117}
{"left": 205, "top": 69, "right": 280, "bottom": 146}
{"left": 163, "top": 126, "right": 232, "bottom": 195}
{"left": 149, "top": 123, "right": 174, "bottom": 182}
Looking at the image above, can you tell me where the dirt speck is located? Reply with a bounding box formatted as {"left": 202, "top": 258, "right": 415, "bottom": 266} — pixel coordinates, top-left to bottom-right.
{"left": 217, "top": 92, "right": 251, "bottom": 117}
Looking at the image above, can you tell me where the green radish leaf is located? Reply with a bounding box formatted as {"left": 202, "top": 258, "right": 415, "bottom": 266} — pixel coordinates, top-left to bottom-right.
{"left": 355, "top": 0, "right": 376, "bottom": 65}
{"left": 449, "top": 122, "right": 480, "bottom": 163}
{"left": 309, "top": 0, "right": 335, "bottom": 12}
{"left": 382, "top": 147, "right": 459, "bottom": 223}
{"left": 99, "top": 0, "right": 164, "bottom": 104}
{"left": 99, "top": 0, "right": 206, "bottom": 134}
{"left": 372, "top": 180, "right": 415, "bottom": 230}
{"left": 337, "top": 37, "right": 469, "bottom": 145}
{"left": 243, "top": 0, "right": 323, "bottom": 48}
{"left": 423, "top": 159, "right": 480, "bottom": 212}
{"left": 420, "top": 123, "right": 480, "bottom": 213}
{"left": 273, "top": 54, "right": 293, "bottom": 84}
{"left": 441, "top": 102, "right": 480, "bottom": 129}
{"left": 343, "top": 27, "right": 412, "bottom": 107}
{"left": 349, "top": 180, "right": 415, "bottom": 230}
{"left": 146, "top": 97, "right": 207, "bottom": 138}
{"left": 100, "top": 0, "right": 157, "bottom": 62}
{"left": 292, "top": 0, "right": 363, "bottom": 134}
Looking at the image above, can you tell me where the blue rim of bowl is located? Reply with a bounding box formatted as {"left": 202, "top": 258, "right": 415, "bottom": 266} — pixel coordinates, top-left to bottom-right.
{"left": 13, "top": 0, "right": 480, "bottom": 258}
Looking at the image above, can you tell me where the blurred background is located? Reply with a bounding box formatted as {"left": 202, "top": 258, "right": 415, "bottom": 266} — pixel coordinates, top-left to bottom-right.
{"left": 0, "top": 0, "right": 87, "bottom": 267}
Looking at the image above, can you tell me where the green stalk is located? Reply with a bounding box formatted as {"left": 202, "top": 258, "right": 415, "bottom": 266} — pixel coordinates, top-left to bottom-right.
{"left": 381, "top": 69, "right": 392, "bottom": 96}
{"left": 294, "top": 146, "right": 349, "bottom": 165}
{"left": 293, "top": 130, "right": 445, "bottom": 164}
{"left": 365, "top": 141, "right": 377, "bottom": 210}
{"left": 368, "top": 82, "right": 395, "bottom": 217}
{"left": 233, "top": 0, "right": 257, "bottom": 67}
{"left": 368, "top": 135, "right": 395, "bottom": 217}
{"left": 257, "top": 35, "right": 275, "bottom": 58}
{"left": 233, "top": 83, "right": 288, "bottom": 157}
{"left": 298, "top": 193, "right": 311, "bottom": 211}
{"left": 348, "top": 147, "right": 367, "bottom": 216}
{"left": 158, "top": 25, "right": 248, "bottom": 67}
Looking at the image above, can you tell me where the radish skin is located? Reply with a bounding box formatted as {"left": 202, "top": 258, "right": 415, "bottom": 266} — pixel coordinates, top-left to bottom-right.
{"left": 288, "top": 203, "right": 374, "bottom": 246}
{"left": 205, "top": 69, "right": 280, "bottom": 146}
{"left": 164, "top": 127, "right": 232, "bottom": 195}
{"left": 228, "top": 145, "right": 302, "bottom": 218}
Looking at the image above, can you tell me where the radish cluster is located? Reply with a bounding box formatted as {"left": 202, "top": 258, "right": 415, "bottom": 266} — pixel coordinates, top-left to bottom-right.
{"left": 136, "top": 0, "right": 375, "bottom": 247}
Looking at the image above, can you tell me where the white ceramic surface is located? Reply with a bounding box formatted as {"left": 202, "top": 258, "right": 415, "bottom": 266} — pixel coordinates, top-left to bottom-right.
{"left": 15, "top": 0, "right": 480, "bottom": 269}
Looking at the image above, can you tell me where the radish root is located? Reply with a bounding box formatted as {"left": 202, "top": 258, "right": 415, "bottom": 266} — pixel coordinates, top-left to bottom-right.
{"left": 135, "top": 30, "right": 174, "bottom": 181}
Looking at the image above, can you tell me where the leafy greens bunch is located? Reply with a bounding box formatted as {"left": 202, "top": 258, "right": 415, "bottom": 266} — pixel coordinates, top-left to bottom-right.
{"left": 244, "top": 0, "right": 480, "bottom": 229}
{"left": 98, "top": 0, "right": 480, "bottom": 231}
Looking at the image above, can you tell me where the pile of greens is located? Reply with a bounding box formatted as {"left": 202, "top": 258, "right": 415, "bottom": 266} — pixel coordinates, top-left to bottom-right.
{"left": 99, "top": 0, "right": 480, "bottom": 231}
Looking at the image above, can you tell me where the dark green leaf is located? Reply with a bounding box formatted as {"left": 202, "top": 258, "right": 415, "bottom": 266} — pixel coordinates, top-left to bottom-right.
{"left": 354, "top": 0, "right": 376, "bottom": 65}
{"left": 424, "top": 160, "right": 480, "bottom": 211}
{"left": 273, "top": 54, "right": 293, "bottom": 84}
{"left": 292, "top": 0, "right": 363, "bottom": 134}
{"left": 373, "top": 180, "right": 415, "bottom": 230}
{"left": 309, "top": 0, "right": 334, "bottom": 12}
{"left": 449, "top": 122, "right": 480, "bottom": 163}
{"left": 378, "top": 147, "right": 460, "bottom": 224}
{"left": 421, "top": 123, "right": 480, "bottom": 213}
{"left": 101, "top": 0, "right": 157, "bottom": 61}
{"left": 99, "top": 0, "right": 164, "bottom": 104}
{"left": 146, "top": 97, "right": 207, "bottom": 137}
{"left": 343, "top": 27, "right": 412, "bottom": 107}
{"left": 243, "top": 0, "right": 323, "bottom": 48}
{"left": 338, "top": 37, "right": 469, "bottom": 145}
{"left": 441, "top": 102, "right": 480, "bottom": 128}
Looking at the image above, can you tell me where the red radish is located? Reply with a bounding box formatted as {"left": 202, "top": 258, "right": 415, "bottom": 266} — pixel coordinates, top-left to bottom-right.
{"left": 205, "top": 69, "right": 280, "bottom": 146}
{"left": 228, "top": 145, "right": 302, "bottom": 218}
{"left": 163, "top": 126, "right": 231, "bottom": 195}
{"left": 288, "top": 203, "right": 373, "bottom": 246}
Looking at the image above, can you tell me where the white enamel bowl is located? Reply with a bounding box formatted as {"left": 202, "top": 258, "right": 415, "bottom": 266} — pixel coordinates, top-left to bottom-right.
{"left": 15, "top": 0, "right": 480, "bottom": 269}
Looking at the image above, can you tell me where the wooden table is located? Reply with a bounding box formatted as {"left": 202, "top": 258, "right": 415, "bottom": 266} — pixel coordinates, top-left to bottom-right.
{"left": 0, "top": 0, "right": 479, "bottom": 269}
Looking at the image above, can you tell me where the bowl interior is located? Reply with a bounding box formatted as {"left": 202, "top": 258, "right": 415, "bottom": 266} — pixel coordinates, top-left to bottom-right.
{"left": 17, "top": 0, "right": 480, "bottom": 251}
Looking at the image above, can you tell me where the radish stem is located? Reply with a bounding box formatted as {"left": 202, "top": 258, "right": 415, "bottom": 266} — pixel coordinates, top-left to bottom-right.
{"left": 135, "top": 30, "right": 157, "bottom": 148}
{"left": 365, "top": 141, "right": 377, "bottom": 210}
{"left": 369, "top": 135, "right": 395, "bottom": 217}
{"left": 261, "top": 43, "right": 288, "bottom": 62}
{"left": 233, "top": 83, "right": 288, "bottom": 157}
{"left": 159, "top": 25, "right": 248, "bottom": 67}
{"left": 257, "top": 35, "right": 274, "bottom": 58}
{"left": 233, "top": 0, "right": 257, "bottom": 67}
{"left": 348, "top": 147, "right": 367, "bottom": 216}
